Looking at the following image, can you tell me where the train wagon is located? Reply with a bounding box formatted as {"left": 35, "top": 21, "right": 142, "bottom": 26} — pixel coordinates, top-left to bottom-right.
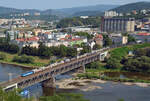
{"left": 21, "top": 71, "right": 34, "bottom": 77}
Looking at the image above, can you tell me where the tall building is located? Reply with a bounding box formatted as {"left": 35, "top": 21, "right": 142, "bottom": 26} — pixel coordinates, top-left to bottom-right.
{"left": 101, "top": 17, "right": 135, "bottom": 33}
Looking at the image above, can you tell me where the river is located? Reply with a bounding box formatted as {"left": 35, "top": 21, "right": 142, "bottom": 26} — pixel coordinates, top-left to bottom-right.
{"left": 1, "top": 64, "right": 150, "bottom": 101}
{"left": 0, "top": 63, "right": 29, "bottom": 82}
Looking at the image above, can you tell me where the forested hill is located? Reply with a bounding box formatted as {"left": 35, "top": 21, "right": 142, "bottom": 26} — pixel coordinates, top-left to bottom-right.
{"left": 56, "top": 17, "right": 101, "bottom": 28}
{"left": 0, "top": 4, "right": 118, "bottom": 18}
{"left": 57, "top": 4, "right": 118, "bottom": 15}
{"left": 72, "top": 11, "right": 103, "bottom": 17}
{"left": 111, "top": 2, "right": 150, "bottom": 13}
{"left": 0, "top": 6, "right": 40, "bottom": 15}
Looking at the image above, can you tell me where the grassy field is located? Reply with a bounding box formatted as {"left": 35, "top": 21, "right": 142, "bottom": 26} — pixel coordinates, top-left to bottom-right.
{"left": 86, "top": 43, "right": 150, "bottom": 73}
{"left": 78, "top": 43, "right": 150, "bottom": 83}
{"left": 110, "top": 43, "right": 150, "bottom": 60}
{"left": 0, "top": 51, "right": 50, "bottom": 68}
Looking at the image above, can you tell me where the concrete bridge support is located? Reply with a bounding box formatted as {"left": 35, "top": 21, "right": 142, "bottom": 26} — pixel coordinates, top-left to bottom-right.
{"left": 77, "top": 65, "right": 85, "bottom": 73}
{"left": 42, "top": 77, "right": 56, "bottom": 96}
{"left": 99, "top": 51, "right": 108, "bottom": 61}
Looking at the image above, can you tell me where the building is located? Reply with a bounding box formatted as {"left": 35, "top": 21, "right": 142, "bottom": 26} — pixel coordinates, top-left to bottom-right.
{"left": 6, "top": 31, "right": 19, "bottom": 40}
{"left": 34, "top": 13, "right": 40, "bottom": 16}
{"left": 70, "top": 27, "right": 91, "bottom": 32}
{"left": 132, "top": 10, "right": 137, "bottom": 15}
{"left": 94, "top": 34, "right": 103, "bottom": 46}
{"left": 122, "top": 36, "right": 128, "bottom": 44}
{"left": 80, "top": 16, "right": 89, "bottom": 19}
{"left": 12, "top": 36, "right": 40, "bottom": 48}
{"left": 104, "top": 11, "right": 119, "bottom": 17}
{"left": 33, "top": 29, "right": 42, "bottom": 36}
{"left": 101, "top": 17, "right": 135, "bottom": 33}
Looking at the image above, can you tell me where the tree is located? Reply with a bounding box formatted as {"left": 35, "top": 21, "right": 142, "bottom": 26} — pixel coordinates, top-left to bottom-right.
{"left": 103, "top": 35, "right": 112, "bottom": 46}
{"left": 74, "top": 32, "right": 94, "bottom": 40}
{"left": 122, "top": 32, "right": 128, "bottom": 36}
{"left": 128, "top": 35, "right": 136, "bottom": 43}
{"left": 23, "top": 33, "right": 25, "bottom": 38}
{"left": 0, "top": 43, "right": 19, "bottom": 54}
{"left": 38, "top": 43, "right": 52, "bottom": 58}
{"left": 135, "top": 48, "right": 147, "bottom": 57}
{"left": 80, "top": 45, "right": 91, "bottom": 55}
{"left": 67, "top": 48, "right": 77, "bottom": 57}
{"left": 8, "top": 44, "right": 20, "bottom": 54}
{"left": 39, "top": 93, "right": 89, "bottom": 101}
{"left": 93, "top": 44, "right": 101, "bottom": 50}
{"left": 21, "top": 45, "right": 38, "bottom": 56}
{"left": 6, "top": 33, "right": 10, "bottom": 43}
{"left": 59, "top": 45, "right": 67, "bottom": 57}
{"left": 106, "top": 58, "right": 121, "bottom": 69}
{"left": 13, "top": 55, "right": 34, "bottom": 64}
{"left": 0, "top": 88, "right": 33, "bottom": 101}
{"left": 86, "top": 61, "right": 101, "bottom": 69}
{"left": 0, "top": 38, "right": 7, "bottom": 43}
{"left": 0, "top": 53, "right": 6, "bottom": 60}
{"left": 123, "top": 56, "right": 150, "bottom": 72}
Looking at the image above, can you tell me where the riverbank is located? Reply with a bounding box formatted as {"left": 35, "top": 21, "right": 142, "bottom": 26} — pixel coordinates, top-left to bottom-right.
{"left": 56, "top": 78, "right": 106, "bottom": 91}
{"left": 0, "top": 51, "right": 50, "bottom": 69}
{"left": 56, "top": 77, "right": 150, "bottom": 92}
{"left": 0, "top": 60, "right": 35, "bottom": 69}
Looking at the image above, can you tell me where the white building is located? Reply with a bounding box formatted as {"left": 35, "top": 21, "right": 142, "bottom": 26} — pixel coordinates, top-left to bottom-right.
{"left": 6, "top": 31, "right": 19, "bottom": 40}
{"left": 71, "top": 27, "right": 91, "bottom": 32}
{"left": 104, "top": 11, "right": 119, "bottom": 17}
{"left": 80, "top": 16, "right": 89, "bottom": 19}
{"left": 44, "top": 41, "right": 69, "bottom": 47}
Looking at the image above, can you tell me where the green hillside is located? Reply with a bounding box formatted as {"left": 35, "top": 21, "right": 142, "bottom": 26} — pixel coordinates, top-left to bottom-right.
{"left": 112, "top": 2, "right": 150, "bottom": 13}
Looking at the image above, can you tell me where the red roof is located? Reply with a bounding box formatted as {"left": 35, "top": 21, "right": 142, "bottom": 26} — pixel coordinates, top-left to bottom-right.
{"left": 44, "top": 32, "right": 51, "bottom": 34}
{"left": 65, "top": 35, "right": 72, "bottom": 38}
{"left": 95, "top": 34, "right": 103, "bottom": 40}
{"left": 71, "top": 38, "right": 81, "bottom": 41}
{"left": 16, "top": 37, "right": 39, "bottom": 42}
{"left": 137, "top": 33, "right": 150, "bottom": 36}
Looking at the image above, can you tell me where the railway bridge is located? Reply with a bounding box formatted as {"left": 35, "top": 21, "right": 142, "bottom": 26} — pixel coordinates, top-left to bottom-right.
{"left": 0, "top": 48, "right": 109, "bottom": 92}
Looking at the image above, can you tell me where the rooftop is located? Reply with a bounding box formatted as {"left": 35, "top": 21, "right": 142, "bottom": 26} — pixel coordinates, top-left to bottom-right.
{"left": 16, "top": 36, "right": 39, "bottom": 42}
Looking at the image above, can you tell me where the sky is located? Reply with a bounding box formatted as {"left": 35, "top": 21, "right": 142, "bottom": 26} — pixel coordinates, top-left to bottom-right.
{"left": 0, "top": 0, "right": 150, "bottom": 10}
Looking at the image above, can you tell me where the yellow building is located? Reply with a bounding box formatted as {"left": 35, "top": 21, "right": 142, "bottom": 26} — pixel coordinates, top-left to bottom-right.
{"left": 33, "top": 29, "right": 42, "bottom": 36}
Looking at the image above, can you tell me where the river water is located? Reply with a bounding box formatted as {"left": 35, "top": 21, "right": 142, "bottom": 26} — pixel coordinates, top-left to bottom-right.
{"left": 0, "top": 63, "right": 29, "bottom": 82}
{"left": 1, "top": 64, "right": 150, "bottom": 101}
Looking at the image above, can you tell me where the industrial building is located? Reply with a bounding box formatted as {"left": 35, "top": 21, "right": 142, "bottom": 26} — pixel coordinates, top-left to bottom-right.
{"left": 101, "top": 17, "right": 135, "bottom": 33}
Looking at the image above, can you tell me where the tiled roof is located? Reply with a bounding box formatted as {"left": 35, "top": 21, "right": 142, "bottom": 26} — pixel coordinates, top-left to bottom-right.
{"left": 16, "top": 37, "right": 39, "bottom": 42}
{"left": 137, "top": 33, "right": 150, "bottom": 36}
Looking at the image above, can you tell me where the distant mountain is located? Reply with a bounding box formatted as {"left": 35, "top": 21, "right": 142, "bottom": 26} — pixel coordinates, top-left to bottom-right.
{"left": 41, "top": 9, "right": 68, "bottom": 17}
{"left": 111, "top": 2, "right": 150, "bottom": 13}
{"left": 57, "top": 4, "right": 119, "bottom": 15}
{"left": 0, "top": 6, "right": 40, "bottom": 15}
{"left": 0, "top": 4, "right": 119, "bottom": 19}
{"left": 72, "top": 11, "right": 103, "bottom": 17}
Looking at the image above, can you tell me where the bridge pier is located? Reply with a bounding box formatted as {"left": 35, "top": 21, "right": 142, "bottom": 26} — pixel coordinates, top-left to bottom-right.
{"left": 77, "top": 65, "right": 85, "bottom": 73}
{"left": 99, "top": 51, "right": 108, "bottom": 61}
{"left": 42, "top": 77, "right": 56, "bottom": 96}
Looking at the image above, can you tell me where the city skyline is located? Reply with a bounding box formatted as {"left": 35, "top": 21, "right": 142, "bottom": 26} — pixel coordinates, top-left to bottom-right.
{"left": 0, "top": 0, "right": 150, "bottom": 10}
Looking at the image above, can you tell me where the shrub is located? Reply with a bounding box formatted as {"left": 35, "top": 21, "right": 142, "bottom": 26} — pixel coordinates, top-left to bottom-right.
{"left": 106, "top": 58, "right": 121, "bottom": 69}
{"left": 0, "top": 53, "right": 6, "bottom": 60}
{"left": 86, "top": 61, "right": 101, "bottom": 69}
{"left": 13, "top": 55, "right": 34, "bottom": 64}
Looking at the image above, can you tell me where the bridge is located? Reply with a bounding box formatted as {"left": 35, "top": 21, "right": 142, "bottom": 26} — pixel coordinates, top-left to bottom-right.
{"left": 0, "top": 48, "right": 109, "bottom": 92}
